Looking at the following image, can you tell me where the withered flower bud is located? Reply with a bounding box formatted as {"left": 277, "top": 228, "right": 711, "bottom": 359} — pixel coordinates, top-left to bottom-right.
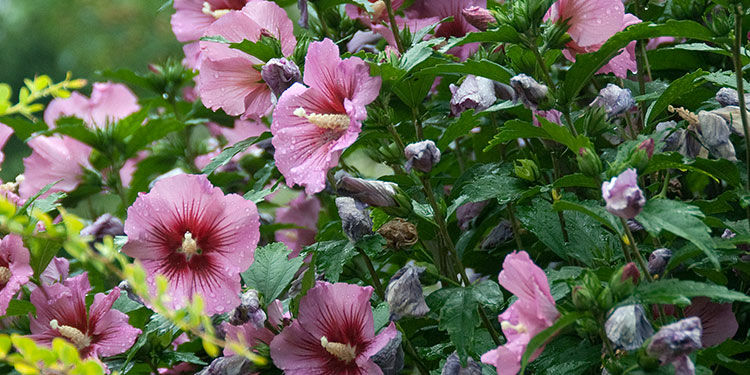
{"left": 590, "top": 84, "right": 635, "bottom": 118}
{"left": 441, "top": 352, "right": 482, "bottom": 375}
{"left": 605, "top": 304, "right": 654, "bottom": 351}
{"left": 385, "top": 262, "right": 429, "bottom": 320}
{"left": 646, "top": 317, "right": 702, "bottom": 374}
{"left": 462, "top": 6, "right": 496, "bottom": 31}
{"left": 261, "top": 58, "right": 302, "bottom": 98}
{"left": 697, "top": 111, "right": 737, "bottom": 161}
{"left": 449, "top": 75, "right": 497, "bottom": 116}
{"left": 480, "top": 220, "right": 514, "bottom": 250}
{"left": 715, "top": 87, "right": 750, "bottom": 107}
{"left": 378, "top": 218, "right": 418, "bottom": 249}
{"left": 335, "top": 197, "right": 373, "bottom": 242}
{"left": 510, "top": 74, "right": 548, "bottom": 110}
{"left": 648, "top": 248, "right": 673, "bottom": 276}
{"left": 81, "top": 214, "right": 125, "bottom": 243}
{"left": 335, "top": 170, "right": 398, "bottom": 207}
{"left": 404, "top": 140, "right": 441, "bottom": 173}
{"left": 229, "top": 289, "right": 266, "bottom": 327}
{"left": 198, "top": 355, "right": 254, "bottom": 375}
{"left": 372, "top": 331, "right": 404, "bottom": 375}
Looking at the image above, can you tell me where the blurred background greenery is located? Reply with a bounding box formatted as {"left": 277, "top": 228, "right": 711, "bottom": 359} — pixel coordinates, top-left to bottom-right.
{"left": 0, "top": 0, "right": 181, "bottom": 90}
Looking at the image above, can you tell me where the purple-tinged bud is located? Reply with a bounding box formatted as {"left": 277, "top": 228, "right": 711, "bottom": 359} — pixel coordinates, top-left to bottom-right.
{"left": 378, "top": 218, "right": 418, "bottom": 250}
{"left": 638, "top": 138, "right": 655, "bottom": 159}
{"left": 493, "top": 82, "right": 516, "bottom": 102}
{"left": 605, "top": 304, "right": 654, "bottom": 351}
{"left": 648, "top": 248, "right": 672, "bottom": 276}
{"left": 449, "top": 75, "right": 497, "bottom": 116}
{"left": 80, "top": 214, "right": 125, "bottom": 243}
{"left": 590, "top": 84, "right": 635, "bottom": 118}
{"left": 198, "top": 355, "right": 254, "bottom": 375}
{"left": 261, "top": 58, "right": 301, "bottom": 98}
{"left": 456, "top": 200, "right": 489, "bottom": 230}
{"left": 297, "top": 0, "right": 308, "bottom": 28}
{"left": 441, "top": 352, "right": 482, "bottom": 375}
{"left": 372, "top": 331, "right": 404, "bottom": 375}
{"left": 621, "top": 263, "right": 640, "bottom": 284}
{"left": 577, "top": 147, "right": 603, "bottom": 177}
{"left": 627, "top": 219, "right": 644, "bottom": 232}
{"left": 462, "top": 6, "right": 496, "bottom": 31}
{"left": 347, "top": 30, "right": 382, "bottom": 53}
{"left": 510, "top": 74, "right": 548, "bottom": 110}
{"left": 117, "top": 280, "right": 145, "bottom": 306}
{"left": 722, "top": 228, "right": 736, "bottom": 239}
{"left": 646, "top": 317, "right": 702, "bottom": 375}
{"left": 480, "top": 220, "right": 514, "bottom": 250}
{"left": 229, "top": 289, "right": 266, "bottom": 327}
{"left": 601, "top": 168, "right": 645, "bottom": 219}
{"left": 335, "top": 170, "right": 398, "bottom": 207}
{"left": 386, "top": 262, "right": 429, "bottom": 320}
{"left": 404, "top": 140, "right": 441, "bottom": 173}
{"left": 697, "top": 111, "right": 737, "bottom": 161}
{"left": 335, "top": 197, "right": 373, "bottom": 242}
{"left": 610, "top": 262, "right": 639, "bottom": 298}
{"left": 714, "top": 87, "right": 750, "bottom": 107}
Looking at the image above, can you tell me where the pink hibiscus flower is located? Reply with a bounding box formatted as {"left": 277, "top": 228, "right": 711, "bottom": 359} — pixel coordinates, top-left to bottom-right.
{"left": 194, "top": 119, "right": 268, "bottom": 171}
{"left": 271, "top": 38, "right": 381, "bottom": 194}
{"left": 0, "top": 123, "right": 13, "bottom": 165}
{"left": 18, "top": 135, "right": 93, "bottom": 199}
{"left": 122, "top": 174, "right": 260, "bottom": 315}
{"left": 28, "top": 273, "right": 141, "bottom": 359}
{"left": 275, "top": 193, "right": 321, "bottom": 257}
{"left": 545, "top": 0, "right": 641, "bottom": 78}
{"left": 197, "top": 1, "right": 296, "bottom": 119}
{"left": 270, "top": 282, "right": 398, "bottom": 374}
{"left": 171, "top": 0, "right": 251, "bottom": 43}
{"left": 481, "top": 251, "right": 560, "bottom": 375}
{"left": 405, "top": 0, "right": 487, "bottom": 60}
{"left": 44, "top": 82, "right": 139, "bottom": 128}
{"left": 0, "top": 235, "right": 33, "bottom": 316}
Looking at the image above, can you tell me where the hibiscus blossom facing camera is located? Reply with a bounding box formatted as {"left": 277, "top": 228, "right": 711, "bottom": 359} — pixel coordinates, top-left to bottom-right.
{"left": 270, "top": 282, "right": 397, "bottom": 374}
{"left": 122, "top": 173, "right": 260, "bottom": 315}
{"left": 28, "top": 273, "right": 141, "bottom": 360}
{"left": 271, "top": 38, "right": 381, "bottom": 194}
{"left": 0, "top": 235, "right": 33, "bottom": 316}
{"left": 482, "top": 251, "right": 559, "bottom": 375}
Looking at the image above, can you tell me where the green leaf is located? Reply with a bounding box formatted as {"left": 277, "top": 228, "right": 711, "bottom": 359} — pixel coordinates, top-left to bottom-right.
{"left": 439, "top": 287, "right": 479, "bottom": 364}
{"left": 486, "top": 118, "right": 591, "bottom": 153}
{"left": 201, "top": 132, "right": 271, "bottom": 175}
{"left": 520, "top": 312, "right": 582, "bottom": 374}
{"left": 112, "top": 290, "right": 144, "bottom": 314}
{"left": 4, "top": 299, "right": 36, "bottom": 316}
{"left": 552, "top": 174, "right": 598, "bottom": 189}
{"left": 634, "top": 279, "right": 750, "bottom": 306}
{"left": 642, "top": 153, "right": 740, "bottom": 187}
{"left": 42, "top": 117, "right": 98, "bottom": 147}
{"left": 563, "top": 20, "right": 716, "bottom": 101}
{"left": 446, "top": 25, "right": 521, "bottom": 46}
{"left": 241, "top": 242, "right": 305, "bottom": 303}
{"left": 438, "top": 110, "right": 479, "bottom": 150}
{"left": 229, "top": 36, "right": 284, "bottom": 62}
{"left": 161, "top": 351, "right": 207, "bottom": 366}
{"left": 98, "top": 68, "right": 155, "bottom": 91}
{"left": 310, "top": 240, "right": 355, "bottom": 283}
{"left": 355, "top": 234, "right": 386, "bottom": 258}
{"left": 25, "top": 192, "right": 66, "bottom": 215}
{"left": 644, "top": 70, "right": 706, "bottom": 125}
{"left": 126, "top": 118, "right": 186, "bottom": 157}
{"left": 372, "top": 302, "right": 390, "bottom": 333}
{"left": 552, "top": 200, "right": 621, "bottom": 235}
{"left": 472, "top": 280, "right": 504, "bottom": 311}
{"left": 416, "top": 59, "right": 515, "bottom": 84}
{"left": 399, "top": 39, "right": 443, "bottom": 73}
{"left": 636, "top": 199, "right": 718, "bottom": 269}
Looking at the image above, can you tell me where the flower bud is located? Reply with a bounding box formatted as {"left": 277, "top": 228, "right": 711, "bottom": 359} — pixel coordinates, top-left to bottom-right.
{"left": 646, "top": 317, "right": 702, "bottom": 373}
{"left": 715, "top": 87, "right": 750, "bottom": 107}
{"left": 510, "top": 74, "right": 548, "bottom": 110}
{"left": 493, "top": 82, "right": 516, "bottom": 102}
{"left": 514, "top": 159, "right": 540, "bottom": 182}
{"left": 572, "top": 286, "right": 596, "bottom": 311}
{"left": 601, "top": 168, "right": 645, "bottom": 219}
{"left": 610, "top": 262, "right": 639, "bottom": 297}
{"left": 385, "top": 262, "right": 430, "bottom": 320}
{"left": 404, "top": 140, "right": 441, "bottom": 173}
{"left": 605, "top": 304, "right": 654, "bottom": 351}
{"left": 449, "top": 75, "right": 497, "bottom": 116}
{"left": 590, "top": 84, "right": 635, "bottom": 118}
{"left": 577, "top": 147, "right": 603, "bottom": 178}
{"left": 456, "top": 200, "right": 489, "bottom": 230}
{"left": 229, "top": 289, "right": 266, "bottom": 328}
{"left": 630, "top": 138, "right": 654, "bottom": 170}
{"left": 480, "top": 220, "right": 514, "bottom": 250}
{"left": 372, "top": 331, "right": 404, "bottom": 375}
{"left": 648, "top": 248, "right": 672, "bottom": 276}
{"left": 297, "top": 0, "right": 309, "bottom": 28}
{"left": 261, "top": 58, "right": 302, "bottom": 98}
{"left": 697, "top": 111, "right": 737, "bottom": 161}
{"left": 441, "top": 351, "right": 482, "bottom": 375}
{"left": 197, "top": 354, "right": 254, "bottom": 375}
{"left": 462, "top": 6, "right": 496, "bottom": 31}
{"left": 378, "top": 218, "right": 418, "bottom": 250}
{"left": 80, "top": 214, "right": 125, "bottom": 243}
{"left": 335, "top": 197, "right": 373, "bottom": 242}
{"left": 597, "top": 287, "right": 614, "bottom": 310}
{"left": 335, "top": 170, "right": 398, "bottom": 207}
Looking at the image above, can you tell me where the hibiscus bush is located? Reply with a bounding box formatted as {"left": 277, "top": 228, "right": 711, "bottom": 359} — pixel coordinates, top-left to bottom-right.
{"left": 2, "top": 0, "right": 750, "bottom": 374}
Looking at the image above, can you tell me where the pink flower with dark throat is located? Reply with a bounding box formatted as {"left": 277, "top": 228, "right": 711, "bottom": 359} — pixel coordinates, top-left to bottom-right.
{"left": 0, "top": 235, "right": 33, "bottom": 316}
{"left": 197, "top": 1, "right": 296, "bottom": 119}
{"left": 270, "top": 282, "right": 398, "bottom": 374}
{"left": 28, "top": 273, "right": 141, "bottom": 360}
{"left": 123, "top": 174, "right": 260, "bottom": 315}
{"left": 271, "top": 38, "right": 381, "bottom": 194}
{"left": 482, "top": 251, "right": 559, "bottom": 375}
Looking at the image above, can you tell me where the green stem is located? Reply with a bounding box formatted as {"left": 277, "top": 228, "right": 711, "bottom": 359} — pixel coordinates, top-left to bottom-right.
{"left": 357, "top": 247, "right": 385, "bottom": 299}
{"left": 478, "top": 304, "right": 502, "bottom": 346}
{"left": 529, "top": 40, "right": 579, "bottom": 137}
{"left": 733, "top": 4, "right": 750, "bottom": 232}
{"left": 412, "top": 107, "right": 423, "bottom": 140}
{"left": 382, "top": 0, "right": 405, "bottom": 53}
{"left": 634, "top": 39, "right": 648, "bottom": 125}
{"left": 396, "top": 322, "right": 430, "bottom": 375}
{"left": 507, "top": 203, "right": 524, "bottom": 250}
{"left": 620, "top": 217, "right": 653, "bottom": 282}
{"left": 598, "top": 321, "right": 616, "bottom": 358}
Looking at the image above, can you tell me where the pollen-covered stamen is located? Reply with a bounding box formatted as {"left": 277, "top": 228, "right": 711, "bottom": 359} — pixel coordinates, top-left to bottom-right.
{"left": 202, "top": 2, "right": 231, "bottom": 19}
{"left": 320, "top": 336, "right": 357, "bottom": 363}
{"left": 501, "top": 320, "right": 527, "bottom": 334}
{"left": 371, "top": 0, "right": 387, "bottom": 20}
{"left": 0, "top": 266, "right": 10, "bottom": 285}
{"left": 294, "top": 108, "right": 351, "bottom": 131}
{"left": 50, "top": 319, "right": 91, "bottom": 350}
{"left": 179, "top": 231, "right": 201, "bottom": 259}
